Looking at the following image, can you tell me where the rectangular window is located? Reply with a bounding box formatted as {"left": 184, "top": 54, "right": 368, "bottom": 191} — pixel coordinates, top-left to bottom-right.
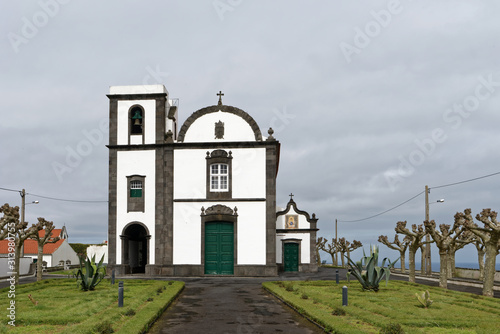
{"left": 210, "top": 163, "right": 228, "bottom": 191}
{"left": 130, "top": 180, "right": 143, "bottom": 197}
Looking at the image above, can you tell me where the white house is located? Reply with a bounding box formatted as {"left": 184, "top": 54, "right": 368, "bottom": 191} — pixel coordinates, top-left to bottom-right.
{"left": 107, "top": 85, "right": 318, "bottom": 276}
{"left": 0, "top": 226, "right": 79, "bottom": 268}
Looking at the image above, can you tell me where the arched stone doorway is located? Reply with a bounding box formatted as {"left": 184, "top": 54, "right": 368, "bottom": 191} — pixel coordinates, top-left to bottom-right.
{"left": 201, "top": 205, "right": 238, "bottom": 275}
{"left": 121, "top": 223, "right": 150, "bottom": 274}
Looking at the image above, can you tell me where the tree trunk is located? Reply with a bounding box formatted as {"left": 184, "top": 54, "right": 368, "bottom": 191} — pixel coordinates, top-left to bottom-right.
{"left": 330, "top": 253, "right": 335, "bottom": 265}
{"left": 478, "top": 249, "right": 485, "bottom": 281}
{"left": 315, "top": 249, "right": 320, "bottom": 265}
{"left": 340, "top": 252, "right": 345, "bottom": 267}
{"left": 448, "top": 250, "right": 456, "bottom": 278}
{"left": 399, "top": 251, "right": 406, "bottom": 274}
{"left": 37, "top": 243, "right": 44, "bottom": 281}
{"left": 408, "top": 249, "right": 416, "bottom": 283}
{"left": 420, "top": 247, "right": 425, "bottom": 274}
{"left": 439, "top": 251, "right": 448, "bottom": 289}
{"left": 482, "top": 242, "right": 498, "bottom": 297}
{"left": 333, "top": 252, "right": 338, "bottom": 266}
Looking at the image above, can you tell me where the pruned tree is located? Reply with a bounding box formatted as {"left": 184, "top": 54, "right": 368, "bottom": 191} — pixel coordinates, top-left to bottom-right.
{"left": 31, "top": 218, "right": 60, "bottom": 281}
{"left": 0, "top": 203, "right": 17, "bottom": 240}
{"left": 338, "top": 237, "right": 362, "bottom": 267}
{"left": 378, "top": 234, "right": 410, "bottom": 274}
{"left": 447, "top": 226, "right": 475, "bottom": 278}
{"left": 459, "top": 208, "right": 500, "bottom": 297}
{"left": 319, "top": 238, "right": 339, "bottom": 265}
{"left": 395, "top": 221, "right": 430, "bottom": 283}
{"left": 473, "top": 236, "right": 487, "bottom": 281}
{"left": 423, "top": 220, "right": 452, "bottom": 289}
{"left": 316, "top": 237, "right": 328, "bottom": 265}
{"left": 1, "top": 203, "right": 38, "bottom": 284}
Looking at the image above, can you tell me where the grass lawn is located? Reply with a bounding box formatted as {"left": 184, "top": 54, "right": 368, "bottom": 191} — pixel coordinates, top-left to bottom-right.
{"left": 0, "top": 278, "right": 184, "bottom": 333}
{"left": 263, "top": 280, "right": 500, "bottom": 334}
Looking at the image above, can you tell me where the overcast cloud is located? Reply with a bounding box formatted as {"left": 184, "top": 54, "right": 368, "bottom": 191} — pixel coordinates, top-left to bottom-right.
{"left": 1, "top": 0, "right": 499, "bottom": 265}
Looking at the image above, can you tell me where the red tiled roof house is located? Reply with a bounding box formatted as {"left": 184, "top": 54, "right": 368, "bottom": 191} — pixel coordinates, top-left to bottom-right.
{"left": 0, "top": 226, "right": 79, "bottom": 267}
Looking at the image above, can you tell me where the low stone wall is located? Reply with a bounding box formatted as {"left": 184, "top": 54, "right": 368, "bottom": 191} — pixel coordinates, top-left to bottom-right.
{"left": 0, "top": 257, "right": 33, "bottom": 278}
{"left": 454, "top": 267, "right": 500, "bottom": 281}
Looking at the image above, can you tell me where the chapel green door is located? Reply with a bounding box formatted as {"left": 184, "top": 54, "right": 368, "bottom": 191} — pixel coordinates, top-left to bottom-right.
{"left": 284, "top": 243, "right": 299, "bottom": 272}
{"left": 205, "top": 222, "right": 234, "bottom": 275}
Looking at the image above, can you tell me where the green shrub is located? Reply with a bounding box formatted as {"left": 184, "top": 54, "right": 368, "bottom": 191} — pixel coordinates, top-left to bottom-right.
{"left": 285, "top": 283, "right": 294, "bottom": 292}
{"left": 94, "top": 321, "right": 114, "bottom": 333}
{"left": 301, "top": 293, "right": 308, "bottom": 299}
{"left": 332, "top": 307, "right": 346, "bottom": 316}
{"left": 124, "top": 309, "right": 136, "bottom": 316}
{"left": 380, "top": 322, "right": 405, "bottom": 334}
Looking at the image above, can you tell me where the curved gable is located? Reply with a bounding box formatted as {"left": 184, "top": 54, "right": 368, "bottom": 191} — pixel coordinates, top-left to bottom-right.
{"left": 177, "top": 105, "right": 263, "bottom": 142}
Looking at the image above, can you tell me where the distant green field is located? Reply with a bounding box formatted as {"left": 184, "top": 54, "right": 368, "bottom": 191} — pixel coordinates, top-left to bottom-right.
{"left": 263, "top": 280, "right": 500, "bottom": 333}
{"left": 0, "top": 278, "right": 184, "bottom": 333}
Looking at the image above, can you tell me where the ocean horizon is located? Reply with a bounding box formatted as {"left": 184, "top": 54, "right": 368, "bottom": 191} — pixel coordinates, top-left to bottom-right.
{"left": 325, "top": 261, "right": 500, "bottom": 271}
{"left": 403, "top": 262, "right": 500, "bottom": 272}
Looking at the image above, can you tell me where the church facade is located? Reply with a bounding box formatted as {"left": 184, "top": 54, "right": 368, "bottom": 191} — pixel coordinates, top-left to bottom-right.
{"left": 107, "top": 84, "right": 318, "bottom": 276}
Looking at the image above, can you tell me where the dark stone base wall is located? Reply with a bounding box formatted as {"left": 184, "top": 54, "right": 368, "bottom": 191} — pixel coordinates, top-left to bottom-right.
{"left": 146, "top": 264, "right": 174, "bottom": 276}
{"left": 107, "top": 264, "right": 131, "bottom": 276}
{"left": 234, "top": 265, "right": 278, "bottom": 277}
{"left": 134, "top": 264, "right": 279, "bottom": 277}
{"left": 276, "top": 263, "right": 318, "bottom": 273}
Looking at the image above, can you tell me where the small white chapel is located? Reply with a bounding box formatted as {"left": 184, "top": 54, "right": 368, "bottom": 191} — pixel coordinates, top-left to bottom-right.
{"left": 106, "top": 84, "right": 318, "bottom": 276}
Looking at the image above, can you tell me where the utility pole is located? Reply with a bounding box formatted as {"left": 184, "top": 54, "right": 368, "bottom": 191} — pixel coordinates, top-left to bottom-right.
{"left": 424, "top": 185, "right": 431, "bottom": 276}
{"left": 335, "top": 219, "right": 338, "bottom": 266}
{"left": 20, "top": 189, "right": 26, "bottom": 257}
{"left": 20, "top": 189, "right": 26, "bottom": 225}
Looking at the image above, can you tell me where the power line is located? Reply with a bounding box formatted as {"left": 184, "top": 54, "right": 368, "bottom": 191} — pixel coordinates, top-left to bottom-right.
{"left": 0, "top": 187, "right": 21, "bottom": 193}
{"left": 27, "top": 193, "right": 108, "bottom": 203}
{"left": 431, "top": 171, "right": 500, "bottom": 190}
{"left": 338, "top": 170, "right": 500, "bottom": 223}
{"left": 0, "top": 187, "right": 107, "bottom": 203}
{"left": 338, "top": 190, "right": 425, "bottom": 223}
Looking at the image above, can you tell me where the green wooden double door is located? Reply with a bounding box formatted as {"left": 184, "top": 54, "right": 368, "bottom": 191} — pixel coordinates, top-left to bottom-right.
{"left": 284, "top": 243, "right": 299, "bottom": 272}
{"left": 205, "top": 222, "right": 234, "bottom": 275}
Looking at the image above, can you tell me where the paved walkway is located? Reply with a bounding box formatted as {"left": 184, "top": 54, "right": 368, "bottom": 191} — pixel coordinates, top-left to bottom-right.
{"left": 147, "top": 277, "right": 323, "bottom": 334}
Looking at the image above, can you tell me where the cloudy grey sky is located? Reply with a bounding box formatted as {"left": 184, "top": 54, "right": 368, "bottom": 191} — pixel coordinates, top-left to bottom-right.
{"left": 1, "top": 1, "right": 499, "bottom": 266}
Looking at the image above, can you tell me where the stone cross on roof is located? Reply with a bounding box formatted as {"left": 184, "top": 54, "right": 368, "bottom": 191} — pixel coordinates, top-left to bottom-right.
{"left": 217, "top": 91, "right": 224, "bottom": 106}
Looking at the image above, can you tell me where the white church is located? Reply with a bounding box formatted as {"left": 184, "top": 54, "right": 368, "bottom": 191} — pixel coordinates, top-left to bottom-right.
{"left": 107, "top": 84, "right": 318, "bottom": 276}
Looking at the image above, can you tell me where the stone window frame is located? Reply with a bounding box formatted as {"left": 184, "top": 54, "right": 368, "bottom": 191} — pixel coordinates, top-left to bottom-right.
{"left": 129, "top": 105, "right": 145, "bottom": 144}
{"left": 127, "top": 175, "right": 145, "bottom": 212}
{"left": 206, "top": 150, "right": 232, "bottom": 200}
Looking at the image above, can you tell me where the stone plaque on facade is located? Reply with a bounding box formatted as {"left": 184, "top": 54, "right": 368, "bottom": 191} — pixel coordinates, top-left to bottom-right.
{"left": 215, "top": 120, "right": 224, "bottom": 139}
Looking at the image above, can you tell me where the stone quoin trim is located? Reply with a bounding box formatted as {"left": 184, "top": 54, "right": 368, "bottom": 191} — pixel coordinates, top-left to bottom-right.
{"left": 177, "top": 105, "right": 263, "bottom": 142}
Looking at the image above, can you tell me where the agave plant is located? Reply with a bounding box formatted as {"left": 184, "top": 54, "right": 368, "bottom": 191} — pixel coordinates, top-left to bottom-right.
{"left": 346, "top": 245, "right": 398, "bottom": 292}
{"left": 415, "top": 290, "right": 433, "bottom": 308}
{"left": 76, "top": 254, "right": 106, "bottom": 291}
